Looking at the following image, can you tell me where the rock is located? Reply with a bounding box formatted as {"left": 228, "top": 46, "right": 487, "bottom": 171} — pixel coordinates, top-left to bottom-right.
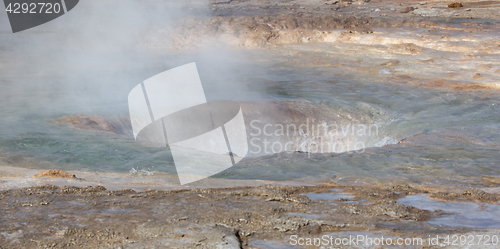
{"left": 34, "top": 170, "right": 77, "bottom": 179}
{"left": 325, "top": 0, "right": 339, "bottom": 4}
{"left": 448, "top": 2, "right": 463, "bottom": 8}
{"left": 472, "top": 73, "right": 482, "bottom": 79}
{"left": 381, "top": 60, "right": 400, "bottom": 66}
{"left": 389, "top": 43, "right": 424, "bottom": 55}
{"left": 419, "top": 2, "right": 427, "bottom": 5}
{"left": 462, "top": 55, "right": 481, "bottom": 60}
{"left": 477, "top": 64, "right": 492, "bottom": 71}
{"left": 400, "top": 7, "right": 415, "bottom": 13}
{"left": 430, "top": 188, "right": 500, "bottom": 203}
{"left": 345, "top": 27, "right": 374, "bottom": 34}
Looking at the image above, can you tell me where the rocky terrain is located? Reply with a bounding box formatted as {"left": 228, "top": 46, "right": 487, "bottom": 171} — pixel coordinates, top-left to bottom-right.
{"left": 2, "top": 181, "right": 499, "bottom": 248}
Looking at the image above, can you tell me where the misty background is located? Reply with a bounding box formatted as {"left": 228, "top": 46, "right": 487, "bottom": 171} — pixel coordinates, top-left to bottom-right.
{"left": 0, "top": 0, "right": 277, "bottom": 173}
{"left": 0, "top": 0, "right": 267, "bottom": 122}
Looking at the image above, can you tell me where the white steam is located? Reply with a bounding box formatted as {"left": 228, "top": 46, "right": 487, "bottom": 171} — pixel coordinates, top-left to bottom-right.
{"left": 0, "top": 0, "right": 259, "bottom": 118}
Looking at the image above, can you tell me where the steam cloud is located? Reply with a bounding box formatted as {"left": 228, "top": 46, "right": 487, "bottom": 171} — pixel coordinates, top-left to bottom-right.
{"left": 0, "top": 0, "right": 259, "bottom": 119}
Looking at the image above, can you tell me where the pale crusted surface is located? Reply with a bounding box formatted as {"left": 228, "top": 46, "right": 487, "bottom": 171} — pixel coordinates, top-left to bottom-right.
{"left": 142, "top": 0, "right": 500, "bottom": 49}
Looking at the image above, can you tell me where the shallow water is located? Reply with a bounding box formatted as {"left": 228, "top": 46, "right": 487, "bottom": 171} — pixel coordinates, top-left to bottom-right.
{"left": 250, "top": 239, "right": 296, "bottom": 249}
{"left": 398, "top": 194, "right": 500, "bottom": 229}
{"left": 2, "top": 43, "right": 500, "bottom": 188}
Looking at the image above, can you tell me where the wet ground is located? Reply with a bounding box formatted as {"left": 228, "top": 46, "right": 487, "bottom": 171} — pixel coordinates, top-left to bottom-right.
{"left": 1, "top": 181, "right": 500, "bottom": 248}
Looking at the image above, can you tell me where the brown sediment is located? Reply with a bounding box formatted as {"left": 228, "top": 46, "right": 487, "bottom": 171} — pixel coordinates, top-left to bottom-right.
{"left": 50, "top": 115, "right": 133, "bottom": 136}
{"left": 419, "top": 79, "right": 494, "bottom": 91}
{"left": 448, "top": 2, "right": 463, "bottom": 8}
{"left": 400, "top": 6, "right": 415, "bottom": 13}
{"left": 33, "top": 170, "right": 78, "bottom": 179}
{"left": 381, "top": 60, "right": 400, "bottom": 67}
{"left": 483, "top": 176, "right": 500, "bottom": 186}
{"left": 388, "top": 43, "right": 424, "bottom": 55}
{"left": 344, "top": 28, "right": 374, "bottom": 35}
{"left": 477, "top": 64, "right": 493, "bottom": 71}
{"left": 429, "top": 188, "right": 500, "bottom": 204}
